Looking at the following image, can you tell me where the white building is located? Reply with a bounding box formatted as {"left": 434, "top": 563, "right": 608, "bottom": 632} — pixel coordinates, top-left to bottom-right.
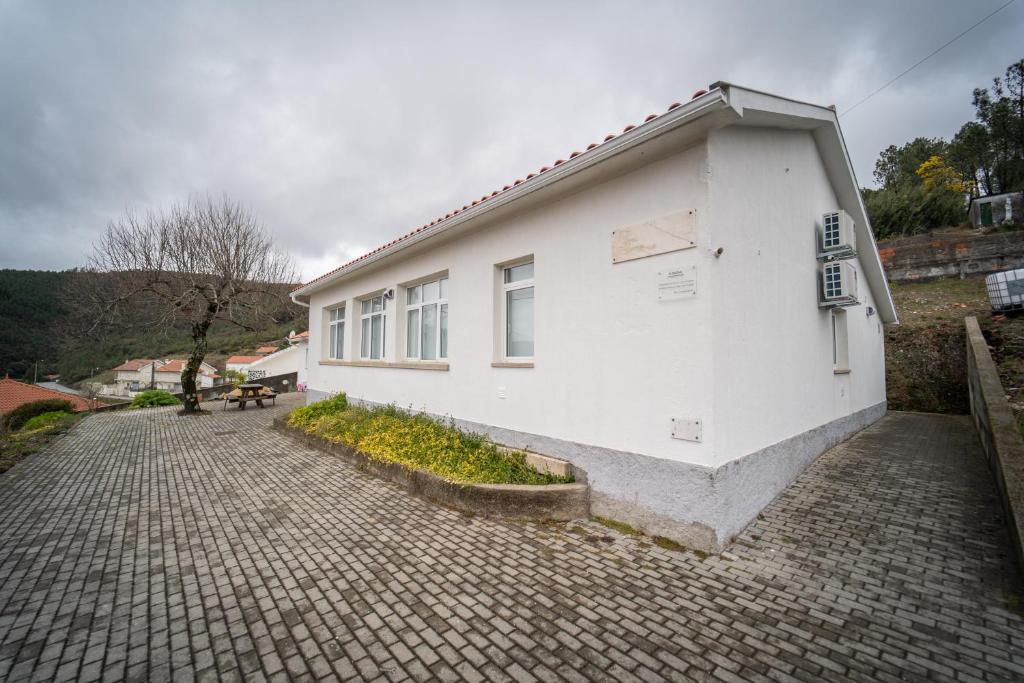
{"left": 225, "top": 356, "right": 265, "bottom": 375}
{"left": 289, "top": 83, "right": 898, "bottom": 551}
{"left": 111, "top": 358, "right": 217, "bottom": 396}
{"left": 244, "top": 334, "right": 309, "bottom": 385}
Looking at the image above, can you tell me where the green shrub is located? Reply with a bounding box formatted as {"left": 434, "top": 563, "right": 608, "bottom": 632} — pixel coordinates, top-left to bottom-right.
{"left": 129, "top": 390, "right": 182, "bottom": 409}
{"left": 287, "top": 395, "right": 571, "bottom": 485}
{"left": 288, "top": 392, "right": 349, "bottom": 428}
{"left": 3, "top": 399, "right": 74, "bottom": 432}
{"left": 20, "top": 411, "right": 73, "bottom": 432}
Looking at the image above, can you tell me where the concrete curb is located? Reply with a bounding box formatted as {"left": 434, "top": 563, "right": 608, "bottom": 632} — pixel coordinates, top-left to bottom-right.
{"left": 272, "top": 418, "right": 590, "bottom": 521}
{"left": 965, "top": 316, "right": 1024, "bottom": 572}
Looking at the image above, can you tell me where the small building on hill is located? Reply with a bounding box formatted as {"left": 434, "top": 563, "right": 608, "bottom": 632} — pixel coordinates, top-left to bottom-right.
{"left": 112, "top": 358, "right": 217, "bottom": 396}
{"left": 969, "top": 191, "right": 1023, "bottom": 227}
{"left": 0, "top": 377, "right": 94, "bottom": 417}
{"left": 225, "top": 356, "right": 265, "bottom": 375}
{"left": 289, "top": 82, "right": 898, "bottom": 551}
{"left": 244, "top": 335, "right": 309, "bottom": 385}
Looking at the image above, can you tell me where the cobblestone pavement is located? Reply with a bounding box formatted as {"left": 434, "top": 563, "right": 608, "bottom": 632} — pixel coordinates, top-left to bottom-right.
{"left": 0, "top": 399, "right": 1022, "bottom": 682}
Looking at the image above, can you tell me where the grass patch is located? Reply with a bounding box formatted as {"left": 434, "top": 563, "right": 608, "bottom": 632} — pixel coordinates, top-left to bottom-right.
{"left": 288, "top": 393, "right": 573, "bottom": 485}
{"left": 1, "top": 412, "right": 82, "bottom": 474}
{"left": 593, "top": 516, "right": 641, "bottom": 536}
{"left": 652, "top": 536, "right": 686, "bottom": 552}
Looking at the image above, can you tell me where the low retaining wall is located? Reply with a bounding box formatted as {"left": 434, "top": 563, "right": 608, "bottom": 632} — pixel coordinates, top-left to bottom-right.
{"left": 273, "top": 418, "right": 590, "bottom": 521}
{"left": 965, "top": 316, "right": 1024, "bottom": 569}
{"left": 878, "top": 229, "right": 1024, "bottom": 282}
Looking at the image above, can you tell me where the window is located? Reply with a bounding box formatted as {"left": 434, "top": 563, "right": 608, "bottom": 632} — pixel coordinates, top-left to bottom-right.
{"left": 328, "top": 306, "right": 345, "bottom": 359}
{"left": 831, "top": 309, "right": 849, "bottom": 373}
{"left": 360, "top": 295, "right": 386, "bottom": 360}
{"left": 502, "top": 261, "right": 534, "bottom": 358}
{"left": 406, "top": 277, "right": 448, "bottom": 360}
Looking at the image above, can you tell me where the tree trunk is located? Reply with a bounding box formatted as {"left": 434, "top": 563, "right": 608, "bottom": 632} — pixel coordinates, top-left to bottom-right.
{"left": 181, "top": 314, "right": 213, "bottom": 414}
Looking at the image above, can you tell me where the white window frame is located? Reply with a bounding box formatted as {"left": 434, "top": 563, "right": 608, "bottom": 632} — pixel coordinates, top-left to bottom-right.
{"left": 405, "top": 276, "right": 448, "bottom": 361}
{"left": 328, "top": 305, "right": 345, "bottom": 360}
{"left": 502, "top": 260, "right": 534, "bottom": 360}
{"left": 359, "top": 294, "right": 387, "bottom": 360}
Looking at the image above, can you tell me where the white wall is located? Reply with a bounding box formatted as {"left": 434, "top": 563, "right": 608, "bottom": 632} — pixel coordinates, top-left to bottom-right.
{"left": 308, "top": 144, "right": 719, "bottom": 465}
{"left": 246, "top": 344, "right": 307, "bottom": 384}
{"left": 706, "top": 126, "right": 887, "bottom": 466}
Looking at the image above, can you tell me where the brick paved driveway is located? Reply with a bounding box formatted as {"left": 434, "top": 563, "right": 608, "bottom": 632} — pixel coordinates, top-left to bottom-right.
{"left": 0, "top": 398, "right": 1022, "bottom": 682}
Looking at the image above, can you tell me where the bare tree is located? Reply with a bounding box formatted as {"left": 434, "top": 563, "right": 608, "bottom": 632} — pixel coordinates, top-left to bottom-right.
{"left": 85, "top": 196, "right": 295, "bottom": 413}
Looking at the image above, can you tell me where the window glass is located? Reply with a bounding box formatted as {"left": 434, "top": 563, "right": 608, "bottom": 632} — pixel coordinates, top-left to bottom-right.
{"left": 370, "top": 315, "right": 383, "bottom": 359}
{"left": 406, "top": 309, "right": 420, "bottom": 358}
{"left": 440, "top": 303, "right": 448, "bottom": 359}
{"left": 421, "top": 303, "right": 437, "bottom": 360}
{"left": 361, "top": 299, "right": 371, "bottom": 315}
{"left": 371, "top": 295, "right": 383, "bottom": 313}
{"left": 407, "top": 286, "right": 421, "bottom": 305}
{"left": 422, "top": 280, "right": 440, "bottom": 303}
{"left": 506, "top": 286, "right": 534, "bottom": 357}
{"left": 361, "top": 318, "right": 370, "bottom": 358}
{"left": 439, "top": 277, "right": 448, "bottom": 299}
{"left": 504, "top": 262, "right": 534, "bottom": 284}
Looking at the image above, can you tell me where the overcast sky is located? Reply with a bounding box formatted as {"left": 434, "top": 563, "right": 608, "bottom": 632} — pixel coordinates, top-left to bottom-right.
{"left": 1, "top": 1, "right": 1022, "bottom": 280}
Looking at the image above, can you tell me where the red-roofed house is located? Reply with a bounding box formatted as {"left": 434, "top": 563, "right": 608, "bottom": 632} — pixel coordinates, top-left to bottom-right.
{"left": 255, "top": 346, "right": 279, "bottom": 355}
{"left": 112, "top": 359, "right": 217, "bottom": 396}
{"left": 289, "top": 83, "right": 897, "bottom": 552}
{"left": 0, "top": 378, "right": 94, "bottom": 417}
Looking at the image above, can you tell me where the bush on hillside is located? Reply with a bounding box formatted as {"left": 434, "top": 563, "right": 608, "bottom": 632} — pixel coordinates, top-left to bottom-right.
{"left": 3, "top": 399, "right": 74, "bottom": 432}
{"left": 20, "top": 411, "right": 74, "bottom": 433}
{"left": 129, "top": 390, "right": 181, "bottom": 409}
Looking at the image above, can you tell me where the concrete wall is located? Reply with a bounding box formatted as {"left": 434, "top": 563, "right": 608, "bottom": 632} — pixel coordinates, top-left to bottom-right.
{"left": 246, "top": 344, "right": 308, "bottom": 385}
{"left": 878, "top": 229, "right": 1024, "bottom": 282}
{"left": 965, "top": 316, "right": 1024, "bottom": 571}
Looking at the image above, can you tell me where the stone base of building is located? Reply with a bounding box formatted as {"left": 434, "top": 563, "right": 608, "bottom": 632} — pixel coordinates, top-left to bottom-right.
{"left": 305, "top": 389, "right": 885, "bottom": 552}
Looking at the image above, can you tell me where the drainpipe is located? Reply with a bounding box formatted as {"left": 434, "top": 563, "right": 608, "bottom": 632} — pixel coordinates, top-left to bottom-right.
{"left": 290, "top": 291, "right": 309, "bottom": 308}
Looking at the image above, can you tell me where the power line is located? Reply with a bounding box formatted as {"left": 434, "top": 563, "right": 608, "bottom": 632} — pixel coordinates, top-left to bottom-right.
{"left": 840, "top": 0, "right": 1017, "bottom": 117}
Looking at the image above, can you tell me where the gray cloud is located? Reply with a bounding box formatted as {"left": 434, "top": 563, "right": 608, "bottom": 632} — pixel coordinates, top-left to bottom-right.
{"left": 1, "top": 0, "right": 1021, "bottom": 279}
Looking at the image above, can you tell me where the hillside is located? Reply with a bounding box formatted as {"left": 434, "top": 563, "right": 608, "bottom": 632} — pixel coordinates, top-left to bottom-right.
{"left": 0, "top": 269, "right": 307, "bottom": 382}
{"left": 886, "top": 275, "right": 1024, "bottom": 426}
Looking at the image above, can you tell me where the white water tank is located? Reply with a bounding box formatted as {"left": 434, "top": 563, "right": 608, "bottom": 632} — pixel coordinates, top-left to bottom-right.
{"left": 986, "top": 268, "right": 1024, "bottom": 312}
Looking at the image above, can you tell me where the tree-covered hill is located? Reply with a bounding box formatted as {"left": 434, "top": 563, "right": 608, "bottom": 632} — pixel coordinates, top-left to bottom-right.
{"left": 0, "top": 269, "right": 306, "bottom": 382}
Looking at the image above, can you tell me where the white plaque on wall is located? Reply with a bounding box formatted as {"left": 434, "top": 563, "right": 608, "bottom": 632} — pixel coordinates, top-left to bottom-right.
{"left": 612, "top": 209, "right": 697, "bottom": 264}
{"left": 657, "top": 265, "right": 697, "bottom": 301}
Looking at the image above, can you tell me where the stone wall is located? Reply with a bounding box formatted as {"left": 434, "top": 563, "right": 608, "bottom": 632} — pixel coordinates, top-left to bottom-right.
{"left": 878, "top": 229, "right": 1024, "bottom": 282}
{"left": 965, "top": 316, "right": 1024, "bottom": 570}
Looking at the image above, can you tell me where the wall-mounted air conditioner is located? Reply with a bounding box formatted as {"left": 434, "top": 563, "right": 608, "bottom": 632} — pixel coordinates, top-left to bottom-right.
{"left": 819, "top": 261, "right": 859, "bottom": 308}
{"left": 817, "top": 210, "right": 856, "bottom": 260}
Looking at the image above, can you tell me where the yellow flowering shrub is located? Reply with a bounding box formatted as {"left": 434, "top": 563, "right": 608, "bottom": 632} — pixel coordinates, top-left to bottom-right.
{"left": 288, "top": 395, "right": 572, "bottom": 485}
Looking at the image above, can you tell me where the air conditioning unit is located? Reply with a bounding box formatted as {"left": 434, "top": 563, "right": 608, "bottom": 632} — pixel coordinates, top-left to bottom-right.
{"left": 817, "top": 210, "right": 856, "bottom": 260}
{"left": 819, "top": 261, "right": 859, "bottom": 308}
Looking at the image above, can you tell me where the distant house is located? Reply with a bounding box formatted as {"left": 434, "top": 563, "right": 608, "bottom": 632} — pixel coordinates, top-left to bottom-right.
{"left": 969, "top": 191, "right": 1023, "bottom": 227}
{"left": 1, "top": 377, "right": 94, "bottom": 417}
{"left": 112, "top": 358, "right": 217, "bottom": 396}
{"left": 225, "top": 356, "right": 264, "bottom": 374}
{"left": 255, "top": 345, "right": 279, "bottom": 355}
{"left": 290, "top": 82, "right": 897, "bottom": 551}
{"left": 244, "top": 334, "right": 309, "bottom": 384}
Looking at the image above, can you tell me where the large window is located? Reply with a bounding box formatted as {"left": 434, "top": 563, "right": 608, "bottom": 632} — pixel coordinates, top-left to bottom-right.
{"left": 502, "top": 261, "right": 534, "bottom": 358}
{"left": 328, "top": 306, "right": 345, "bottom": 359}
{"left": 406, "top": 277, "right": 448, "bottom": 360}
{"left": 360, "top": 295, "right": 386, "bottom": 360}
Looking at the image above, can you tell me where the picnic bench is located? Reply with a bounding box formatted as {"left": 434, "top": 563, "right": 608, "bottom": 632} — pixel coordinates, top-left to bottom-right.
{"left": 222, "top": 383, "right": 278, "bottom": 410}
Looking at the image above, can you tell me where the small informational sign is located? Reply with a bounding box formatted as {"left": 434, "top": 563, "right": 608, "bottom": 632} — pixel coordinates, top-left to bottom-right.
{"left": 671, "top": 418, "right": 702, "bottom": 442}
{"left": 612, "top": 209, "right": 697, "bottom": 264}
{"left": 657, "top": 265, "right": 697, "bottom": 301}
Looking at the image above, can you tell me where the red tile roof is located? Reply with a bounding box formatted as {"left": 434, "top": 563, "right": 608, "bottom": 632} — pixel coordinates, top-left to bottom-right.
{"left": 226, "top": 356, "right": 263, "bottom": 364}
{"left": 113, "top": 359, "right": 157, "bottom": 372}
{"left": 294, "top": 95, "right": 700, "bottom": 293}
{"left": 0, "top": 378, "right": 94, "bottom": 416}
{"left": 256, "top": 346, "right": 279, "bottom": 354}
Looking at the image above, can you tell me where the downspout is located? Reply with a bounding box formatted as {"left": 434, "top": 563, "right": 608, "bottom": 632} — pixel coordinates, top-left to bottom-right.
{"left": 290, "top": 292, "right": 310, "bottom": 308}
